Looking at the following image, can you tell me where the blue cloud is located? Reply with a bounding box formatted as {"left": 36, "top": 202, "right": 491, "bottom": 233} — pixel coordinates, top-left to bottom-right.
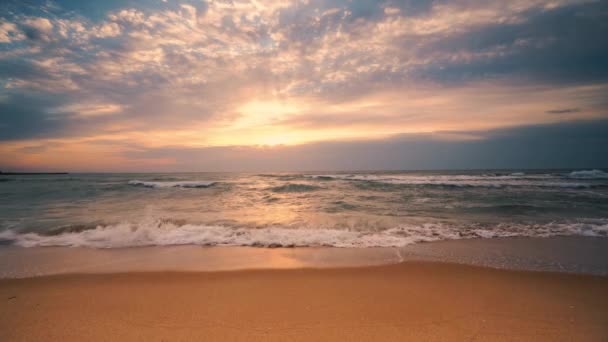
{"left": 415, "top": 2, "right": 608, "bottom": 85}
{"left": 120, "top": 119, "right": 608, "bottom": 171}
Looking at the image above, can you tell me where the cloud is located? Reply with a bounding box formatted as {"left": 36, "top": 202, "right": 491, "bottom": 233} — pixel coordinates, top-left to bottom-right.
{"left": 21, "top": 17, "right": 54, "bottom": 42}
{"left": 94, "top": 22, "right": 121, "bottom": 38}
{"left": 2, "top": 118, "right": 606, "bottom": 172}
{"left": 0, "top": 21, "right": 24, "bottom": 43}
{"left": 120, "top": 119, "right": 608, "bottom": 172}
{"left": 69, "top": 119, "right": 608, "bottom": 171}
{"left": 0, "top": 92, "right": 71, "bottom": 140}
{"left": 0, "top": 0, "right": 607, "bottom": 170}
{"left": 546, "top": 108, "right": 581, "bottom": 114}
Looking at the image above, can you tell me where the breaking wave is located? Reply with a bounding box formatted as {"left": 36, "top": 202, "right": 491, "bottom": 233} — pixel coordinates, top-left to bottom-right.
{"left": 128, "top": 180, "right": 216, "bottom": 188}
{"left": 269, "top": 183, "right": 322, "bottom": 193}
{"left": 1, "top": 220, "right": 606, "bottom": 249}
{"left": 567, "top": 169, "right": 608, "bottom": 179}
{"left": 307, "top": 174, "right": 605, "bottom": 188}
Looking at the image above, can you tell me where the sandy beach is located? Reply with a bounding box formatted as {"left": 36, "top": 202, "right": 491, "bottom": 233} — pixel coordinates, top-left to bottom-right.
{"left": 1, "top": 261, "right": 607, "bottom": 341}
{"left": 2, "top": 0, "right": 607, "bottom": 339}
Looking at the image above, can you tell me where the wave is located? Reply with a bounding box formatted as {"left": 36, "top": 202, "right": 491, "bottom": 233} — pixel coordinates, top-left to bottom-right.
{"left": 257, "top": 174, "right": 303, "bottom": 181}
{"left": 308, "top": 174, "right": 605, "bottom": 188}
{"left": 128, "top": 180, "right": 216, "bottom": 188}
{"left": 1, "top": 220, "right": 606, "bottom": 249}
{"left": 371, "top": 180, "right": 600, "bottom": 189}
{"left": 269, "top": 183, "right": 322, "bottom": 193}
{"left": 567, "top": 169, "right": 608, "bottom": 179}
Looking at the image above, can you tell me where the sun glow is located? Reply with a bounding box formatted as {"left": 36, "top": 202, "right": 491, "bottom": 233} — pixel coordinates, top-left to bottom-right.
{"left": 233, "top": 99, "right": 306, "bottom": 128}
{"left": 205, "top": 98, "right": 313, "bottom": 146}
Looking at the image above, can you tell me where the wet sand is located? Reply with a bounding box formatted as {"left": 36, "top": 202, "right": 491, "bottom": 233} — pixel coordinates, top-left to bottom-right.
{"left": 2, "top": 237, "right": 607, "bottom": 278}
{"left": 1, "top": 262, "right": 607, "bottom": 341}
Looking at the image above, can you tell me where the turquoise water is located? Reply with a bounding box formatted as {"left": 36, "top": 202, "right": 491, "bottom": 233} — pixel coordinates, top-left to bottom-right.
{"left": 0, "top": 169, "right": 607, "bottom": 248}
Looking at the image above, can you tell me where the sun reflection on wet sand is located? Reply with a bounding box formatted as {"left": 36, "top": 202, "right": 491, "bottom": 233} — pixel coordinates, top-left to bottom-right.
{"left": 0, "top": 246, "right": 403, "bottom": 278}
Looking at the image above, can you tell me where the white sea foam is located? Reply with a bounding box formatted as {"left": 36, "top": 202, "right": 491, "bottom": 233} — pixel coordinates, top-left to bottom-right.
{"left": 567, "top": 169, "right": 608, "bottom": 179}
{"left": 128, "top": 180, "right": 216, "bottom": 188}
{"left": 1, "top": 220, "right": 606, "bottom": 249}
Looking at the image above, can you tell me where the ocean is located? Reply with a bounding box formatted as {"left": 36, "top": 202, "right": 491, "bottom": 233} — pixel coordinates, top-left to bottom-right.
{"left": 0, "top": 169, "right": 607, "bottom": 249}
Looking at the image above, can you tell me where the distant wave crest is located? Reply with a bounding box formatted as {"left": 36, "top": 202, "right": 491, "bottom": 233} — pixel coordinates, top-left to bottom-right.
{"left": 269, "top": 183, "right": 322, "bottom": 193}
{"left": 128, "top": 180, "right": 216, "bottom": 188}
{"left": 567, "top": 169, "right": 608, "bottom": 179}
{"left": 307, "top": 174, "right": 605, "bottom": 189}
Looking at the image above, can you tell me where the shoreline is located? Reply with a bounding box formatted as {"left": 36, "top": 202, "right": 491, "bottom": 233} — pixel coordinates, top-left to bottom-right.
{"left": 1, "top": 236, "right": 607, "bottom": 278}
{"left": 1, "top": 261, "right": 607, "bottom": 341}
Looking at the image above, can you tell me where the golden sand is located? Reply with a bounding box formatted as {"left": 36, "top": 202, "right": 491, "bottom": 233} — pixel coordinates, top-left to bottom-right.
{"left": 1, "top": 262, "right": 607, "bottom": 341}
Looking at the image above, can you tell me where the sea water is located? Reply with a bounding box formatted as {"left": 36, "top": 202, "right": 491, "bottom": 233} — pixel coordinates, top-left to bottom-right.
{"left": 0, "top": 169, "right": 607, "bottom": 248}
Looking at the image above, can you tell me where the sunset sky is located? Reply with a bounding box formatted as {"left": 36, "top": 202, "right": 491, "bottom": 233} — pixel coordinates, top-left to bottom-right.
{"left": 1, "top": 0, "right": 607, "bottom": 171}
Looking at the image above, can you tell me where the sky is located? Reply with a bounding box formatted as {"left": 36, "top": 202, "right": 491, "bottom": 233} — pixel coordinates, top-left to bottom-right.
{"left": 0, "top": 0, "right": 607, "bottom": 172}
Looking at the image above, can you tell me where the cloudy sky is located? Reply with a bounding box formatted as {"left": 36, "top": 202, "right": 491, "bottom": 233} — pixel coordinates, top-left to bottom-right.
{"left": 0, "top": 0, "right": 607, "bottom": 171}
